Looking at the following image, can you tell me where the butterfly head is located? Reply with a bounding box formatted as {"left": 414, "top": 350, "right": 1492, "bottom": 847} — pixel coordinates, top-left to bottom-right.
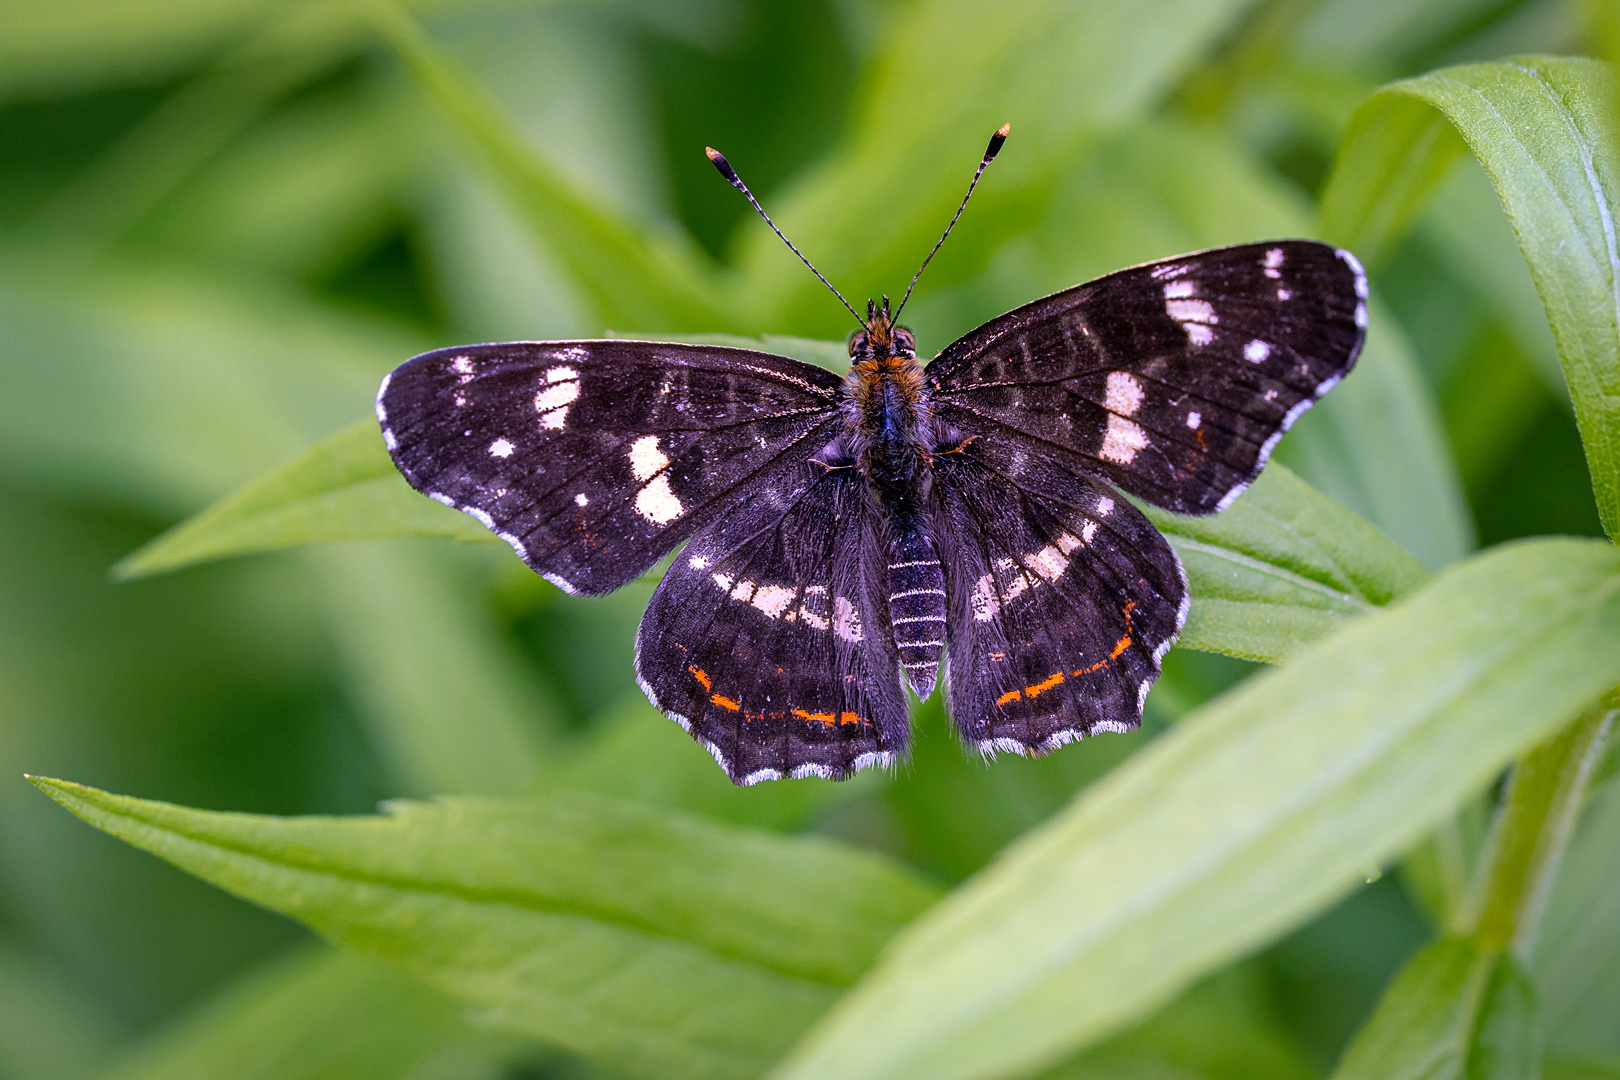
{"left": 850, "top": 296, "right": 916, "bottom": 361}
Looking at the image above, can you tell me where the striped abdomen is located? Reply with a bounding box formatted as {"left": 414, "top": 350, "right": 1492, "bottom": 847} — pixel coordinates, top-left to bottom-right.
{"left": 888, "top": 530, "right": 947, "bottom": 697}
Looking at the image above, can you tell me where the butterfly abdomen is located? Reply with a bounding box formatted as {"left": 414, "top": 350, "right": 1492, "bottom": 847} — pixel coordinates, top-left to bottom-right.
{"left": 887, "top": 528, "right": 946, "bottom": 697}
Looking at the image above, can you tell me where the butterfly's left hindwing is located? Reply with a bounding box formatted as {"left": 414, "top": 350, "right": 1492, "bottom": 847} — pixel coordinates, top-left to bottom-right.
{"left": 378, "top": 341, "right": 842, "bottom": 594}
{"left": 635, "top": 467, "right": 910, "bottom": 785}
{"left": 932, "top": 438, "right": 1187, "bottom": 755}
{"left": 925, "top": 240, "right": 1365, "bottom": 515}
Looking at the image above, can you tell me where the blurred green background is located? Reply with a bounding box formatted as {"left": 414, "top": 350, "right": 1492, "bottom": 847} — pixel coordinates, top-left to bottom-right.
{"left": 0, "top": 1, "right": 1614, "bottom": 1079}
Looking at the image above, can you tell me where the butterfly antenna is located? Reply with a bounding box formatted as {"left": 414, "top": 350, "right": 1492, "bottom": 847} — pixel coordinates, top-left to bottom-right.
{"left": 705, "top": 146, "right": 867, "bottom": 328}
{"left": 892, "top": 123, "right": 1010, "bottom": 321}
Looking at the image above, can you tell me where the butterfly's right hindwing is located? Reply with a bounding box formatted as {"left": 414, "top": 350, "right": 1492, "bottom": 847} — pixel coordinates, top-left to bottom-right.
{"left": 377, "top": 340, "right": 843, "bottom": 594}
{"left": 932, "top": 437, "right": 1187, "bottom": 755}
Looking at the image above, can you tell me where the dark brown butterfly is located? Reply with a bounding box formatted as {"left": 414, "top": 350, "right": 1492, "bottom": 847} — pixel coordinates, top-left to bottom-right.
{"left": 377, "top": 126, "right": 1366, "bottom": 785}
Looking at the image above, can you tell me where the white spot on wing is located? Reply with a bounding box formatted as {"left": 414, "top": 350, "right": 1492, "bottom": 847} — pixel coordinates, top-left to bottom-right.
{"left": 489, "top": 438, "right": 514, "bottom": 458}
{"left": 1100, "top": 413, "right": 1149, "bottom": 464}
{"left": 1096, "top": 496, "right": 1114, "bottom": 516}
{"left": 1263, "top": 247, "right": 1285, "bottom": 278}
{"left": 574, "top": 492, "right": 589, "bottom": 507}
{"left": 1165, "top": 298, "right": 1217, "bottom": 324}
{"left": 375, "top": 372, "right": 391, "bottom": 423}
{"left": 1186, "top": 410, "right": 1201, "bottom": 429}
{"left": 628, "top": 434, "right": 669, "bottom": 481}
{"left": 1245, "top": 339, "right": 1271, "bottom": 363}
{"left": 1104, "top": 370, "right": 1145, "bottom": 416}
{"left": 751, "top": 585, "right": 796, "bottom": 618}
{"left": 535, "top": 366, "right": 580, "bottom": 429}
{"left": 1165, "top": 295, "right": 1218, "bottom": 345}
{"left": 1355, "top": 301, "right": 1368, "bottom": 327}
{"left": 634, "top": 475, "right": 684, "bottom": 524}
{"left": 688, "top": 554, "right": 708, "bottom": 569}
{"left": 1163, "top": 280, "right": 1196, "bottom": 299}
{"left": 833, "top": 596, "right": 863, "bottom": 642}
{"left": 450, "top": 355, "right": 476, "bottom": 383}
{"left": 1277, "top": 287, "right": 1292, "bottom": 301}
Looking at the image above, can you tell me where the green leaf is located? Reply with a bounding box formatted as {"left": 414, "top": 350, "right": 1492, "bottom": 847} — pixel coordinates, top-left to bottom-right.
{"left": 1150, "top": 463, "right": 1429, "bottom": 664}
{"left": 114, "top": 420, "right": 490, "bottom": 581}
{"left": 30, "top": 781, "right": 941, "bottom": 1080}
{"left": 373, "top": 7, "right": 726, "bottom": 333}
{"left": 1322, "top": 56, "right": 1620, "bottom": 542}
{"left": 772, "top": 538, "right": 1620, "bottom": 1080}
{"left": 1534, "top": 772, "right": 1620, "bottom": 1055}
{"left": 1468, "top": 704, "right": 1615, "bottom": 956}
{"left": 1467, "top": 954, "right": 1541, "bottom": 1080}
{"left": 1331, "top": 938, "right": 1541, "bottom": 1080}
{"left": 92, "top": 948, "right": 513, "bottom": 1080}
{"left": 1328, "top": 938, "right": 1496, "bottom": 1080}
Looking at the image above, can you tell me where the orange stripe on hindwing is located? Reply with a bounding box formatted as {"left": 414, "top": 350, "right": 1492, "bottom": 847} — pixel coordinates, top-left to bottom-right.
{"left": 995, "top": 601, "right": 1138, "bottom": 706}
{"left": 689, "top": 665, "right": 868, "bottom": 726}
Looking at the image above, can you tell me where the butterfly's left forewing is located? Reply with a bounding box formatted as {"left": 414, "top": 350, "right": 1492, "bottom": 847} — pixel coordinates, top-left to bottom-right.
{"left": 378, "top": 340, "right": 842, "bottom": 594}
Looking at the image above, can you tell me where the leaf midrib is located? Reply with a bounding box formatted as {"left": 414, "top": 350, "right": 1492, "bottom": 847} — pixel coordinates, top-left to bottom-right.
{"left": 1168, "top": 536, "right": 1370, "bottom": 611}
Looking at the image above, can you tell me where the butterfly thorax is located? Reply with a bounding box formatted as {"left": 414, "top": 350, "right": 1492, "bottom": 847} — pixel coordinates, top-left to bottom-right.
{"left": 842, "top": 320, "right": 934, "bottom": 515}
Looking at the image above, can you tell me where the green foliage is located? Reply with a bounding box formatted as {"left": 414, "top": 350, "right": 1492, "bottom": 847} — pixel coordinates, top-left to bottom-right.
{"left": 1323, "top": 57, "right": 1620, "bottom": 543}
{"left": 6, "top": 4, "right": 1620, "bottom": 1080}
{"left": 773, "top": 540, "right": 1620, "bottom": 1080}
{"left": 31, "top": 780, "right": 938, "bottom": 1080}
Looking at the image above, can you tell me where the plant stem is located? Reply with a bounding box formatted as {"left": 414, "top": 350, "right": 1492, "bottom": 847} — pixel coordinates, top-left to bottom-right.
{"left": 1468, "top": 694, "right": 1617, "bottom": 958}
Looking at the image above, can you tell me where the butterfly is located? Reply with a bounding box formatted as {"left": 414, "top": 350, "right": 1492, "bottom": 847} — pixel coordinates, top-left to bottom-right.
{"left": 376, "top": 125, "right": 1366, "bottom": 785}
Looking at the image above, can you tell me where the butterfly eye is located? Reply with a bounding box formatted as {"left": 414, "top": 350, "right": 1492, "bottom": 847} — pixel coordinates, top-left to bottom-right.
{"left": 847, "top": 331, "right": 869, "bottom": 357}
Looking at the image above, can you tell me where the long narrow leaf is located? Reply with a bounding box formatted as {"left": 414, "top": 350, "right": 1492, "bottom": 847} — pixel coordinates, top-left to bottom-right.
{"left": 30, "top": 782, "right": 941, "bottom": 1080}
{"left": 772, "top": 538, "right": 1620, "bottom": 1080}
{"left": 1321, "top": 56, "right": 1620, "bottom": 541}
